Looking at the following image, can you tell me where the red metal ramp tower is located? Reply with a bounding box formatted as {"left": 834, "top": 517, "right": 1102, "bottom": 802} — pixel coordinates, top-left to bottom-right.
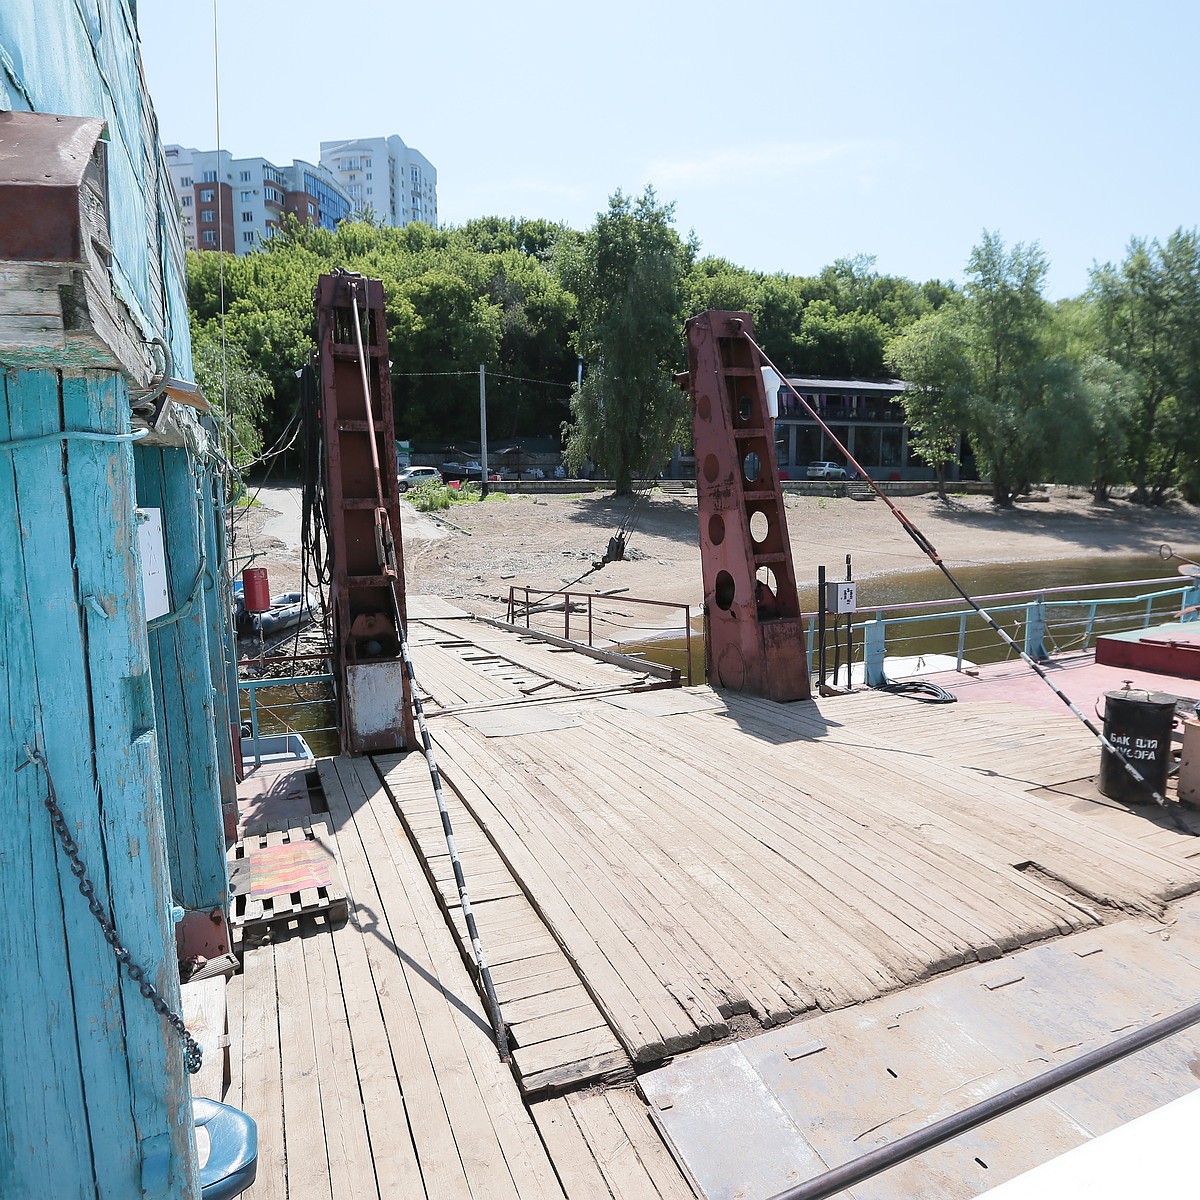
{"left": 315, "top": 270, "right": 416, "bottom": 752}
{"left": 685, "top": 309, "right": 811, "bottom": 701}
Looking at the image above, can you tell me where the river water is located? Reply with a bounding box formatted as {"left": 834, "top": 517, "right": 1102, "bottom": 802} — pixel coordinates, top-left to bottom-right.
{"left": 625, "top": 549, "right": 1200, "bottom": 680}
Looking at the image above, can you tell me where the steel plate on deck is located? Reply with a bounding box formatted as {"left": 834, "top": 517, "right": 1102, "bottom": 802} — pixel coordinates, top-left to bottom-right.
{"left": 637, "top": 906, "right": 1200, "bottom": 1200}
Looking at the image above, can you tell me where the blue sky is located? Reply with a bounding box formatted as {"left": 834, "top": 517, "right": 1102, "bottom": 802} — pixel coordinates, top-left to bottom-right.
{"left": 137, "top": 1, "right": 1198, "bottom": 299}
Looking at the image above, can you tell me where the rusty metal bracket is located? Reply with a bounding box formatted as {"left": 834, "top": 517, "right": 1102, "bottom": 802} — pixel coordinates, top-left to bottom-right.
{"left": 684, "top": 310, "right": 810, "bottom": 701}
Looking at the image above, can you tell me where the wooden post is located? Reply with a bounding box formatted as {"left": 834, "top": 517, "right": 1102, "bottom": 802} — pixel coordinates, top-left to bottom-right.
{"left": 0, "top": 368, "right": 198, "bottom": 1198}
{"left": 198, "top": 460, "right": 238, "bottom": 812}
{"left": 136, "top": 446, "right": 228, "bottom": 912}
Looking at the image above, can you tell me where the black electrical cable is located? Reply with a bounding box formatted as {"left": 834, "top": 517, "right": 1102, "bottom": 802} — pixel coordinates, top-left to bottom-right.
{"left": 879, "top": 680, "right": 958, "bottom": 704}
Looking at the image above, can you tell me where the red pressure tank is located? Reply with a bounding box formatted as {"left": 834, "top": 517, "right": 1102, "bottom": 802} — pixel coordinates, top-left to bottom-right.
{"left": 242, "top": 567, "right": 271, "bottom": 613}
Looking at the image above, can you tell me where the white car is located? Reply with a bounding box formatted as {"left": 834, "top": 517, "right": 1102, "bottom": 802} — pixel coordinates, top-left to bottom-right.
{"left": 398, "top": 465, "right": 442, "bottom": 491}
{"left": 806, "top": 461, "right": 848, "bottom": 480}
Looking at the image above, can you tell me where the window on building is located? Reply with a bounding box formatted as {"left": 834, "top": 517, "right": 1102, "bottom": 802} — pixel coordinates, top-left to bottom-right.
{"left": 181, "top": 176, "right": 192, "bottom": 187}
{"left": 202, "top": 170, "right": 217, "bottom": 183}
{"left": 202, "top": 230, "right": 216, "bottom": 244}
{"left": 201, "top": 209, "right": 214, "bottom": 222}
{"left": 181, "top": 195, "right": 192, "bottom": 207}
{"left": 307, "top": 203, "right": 315, "bottom": 215}
{"left": 264, "top": 187, "right": 279, "bottom": 203}
{"left": 366, "top": 187, "right": 372, "bottom": 195}
{"left": 243, "top": 231, "right": 255, "bottom": 244}
{"left": 366, "top": 173, "right": 372, "bottom": 180}
{"left": 240, "top": 171, "right": 251, "bottom": 182}
{"left": 242, "top": 212, "right": 253, "bottom": 222}
{"left": 240, "top": 190, "right": 252, "bottom": 201}
{"left": 200, "top": 188, "right": 214, "bottom": 203}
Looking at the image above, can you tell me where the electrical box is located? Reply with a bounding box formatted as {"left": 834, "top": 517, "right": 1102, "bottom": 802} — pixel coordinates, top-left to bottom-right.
{"left": 136, "top": 508, "right": 170, "bottom": 621}
{"left": 825, "top": 581, "right": 857, "bottom": 614}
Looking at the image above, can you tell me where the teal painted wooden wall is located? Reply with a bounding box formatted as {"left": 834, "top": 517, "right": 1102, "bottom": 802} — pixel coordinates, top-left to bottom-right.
{"left": 135, "top": 448, "right": 229, "bottom": 912}
{"left": 0, "top": 369, "right": 199, "bottom": 1199}
{"left": 1, "top": 2, "right": 234, "bottom": 1196}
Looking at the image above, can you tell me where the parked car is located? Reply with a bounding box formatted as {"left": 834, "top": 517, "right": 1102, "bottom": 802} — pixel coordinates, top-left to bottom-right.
{"left": 806, "top": 461, "right": 848, "bottom": 480}
{"left": 398, "top": 465, "right": 442, "bottom": 491}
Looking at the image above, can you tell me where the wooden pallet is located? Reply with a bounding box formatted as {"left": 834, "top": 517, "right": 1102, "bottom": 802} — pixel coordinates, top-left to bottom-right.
{"left": 228, "top": 823, "right": 349, "bottom": 940}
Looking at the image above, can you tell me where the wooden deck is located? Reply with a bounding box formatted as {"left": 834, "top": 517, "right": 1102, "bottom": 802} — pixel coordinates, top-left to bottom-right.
{"left": 424, "top": 687, "right": 1200, "bottom": 1063}
{"left": 221, "top": 617, "right": 1200, "bottom": 1198}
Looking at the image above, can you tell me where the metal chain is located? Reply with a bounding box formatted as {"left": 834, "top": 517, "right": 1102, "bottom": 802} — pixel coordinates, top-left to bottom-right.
{"left": 20, "top": 744, "right": 203, "bottom": 1075}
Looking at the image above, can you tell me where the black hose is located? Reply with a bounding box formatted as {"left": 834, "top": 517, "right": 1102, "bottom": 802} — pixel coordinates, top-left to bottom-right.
{"left": 879, "top": 680, "right": 957, "bottom": 704}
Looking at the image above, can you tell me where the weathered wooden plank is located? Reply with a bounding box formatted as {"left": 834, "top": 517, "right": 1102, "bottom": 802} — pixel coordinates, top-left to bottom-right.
{"left": 349, "top": 758, "right": 566, "bottom": 1200}
{"left": 518, "top": 1052, "right": 636, "bottom": 1098}
{"left": 566, "top": 1089, "right": 676, "bottom": 1200}
{"left": 136, "top": 446, "right": 226, "bottom": 911}
{"left": 530, "top": 1099, "right": 615, "bottom": 1200}
{"left": 321, "top": 896, "right": 426, "bottom": 1196}
{"left": 511, "top": 1001, "right": 609, "bottom": 1050}
{"left": 302, "top": 915, "right": 378, "bottom": 1200}
{"left": 604, "top": 1089, "right": 694, "bottom": 1199}
{"left": 319, "top": 758, "right": 475, "bottom": 1200}
{"left": 0, "top": 369, "right": 98, "bottom": 1196}
{"left": 335, "top": 758, "right": 527, "bottom": 1200}
{"left": 274, "top": 923, "right": 333, "bottom": 1200}
{"left": 240, "top": 941, "right": 286, "bottom": 1200}
{"left": 512, "top": 1026, "right": 628, "bottom": 1080}
{"left": 181, "top": 976, "right": 226, "bottom": 1104}
{"left": 429, "top": 726, "right": 691, "bottom": 1062}
{"left": 377, "top": 751, "right": 629, "bottom": 1095}
{"left": 198, "top": 463, "right": 238, "bottom": 818}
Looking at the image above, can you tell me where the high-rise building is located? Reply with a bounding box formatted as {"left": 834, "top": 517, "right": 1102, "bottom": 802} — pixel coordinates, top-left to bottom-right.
{"left": 319, "top": 135, "right": 438, "bottom": 229}
{"left": 164, "top": 145, "right": 353, "bottom": 254}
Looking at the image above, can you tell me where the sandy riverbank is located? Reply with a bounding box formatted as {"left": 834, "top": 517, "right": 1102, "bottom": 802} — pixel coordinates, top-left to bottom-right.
{"left": 232, "top": 485, "right": 1200, "bottom": 625}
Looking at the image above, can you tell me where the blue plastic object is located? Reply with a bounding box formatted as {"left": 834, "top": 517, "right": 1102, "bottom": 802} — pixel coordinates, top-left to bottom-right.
{"left": 193, "top": 1098, "right": 258, "bottom": 1199}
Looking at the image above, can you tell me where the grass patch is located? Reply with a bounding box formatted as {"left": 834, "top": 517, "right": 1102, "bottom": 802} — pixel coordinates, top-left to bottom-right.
{"left": 405, "top": 479, "right": 511, "bottom": 511}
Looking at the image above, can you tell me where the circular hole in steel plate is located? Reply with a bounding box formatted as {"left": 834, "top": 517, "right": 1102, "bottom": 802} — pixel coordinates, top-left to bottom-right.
{"left": 749, "top": 510, "right": 769, "bottom": 545}
{"left": 714, "top": 570, "right": 736, "bottom": 610}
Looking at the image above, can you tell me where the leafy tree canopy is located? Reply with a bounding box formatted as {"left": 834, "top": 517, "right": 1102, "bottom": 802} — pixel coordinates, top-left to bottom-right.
{"left": 559, "top": 187, "right": 694, "bottom": 493}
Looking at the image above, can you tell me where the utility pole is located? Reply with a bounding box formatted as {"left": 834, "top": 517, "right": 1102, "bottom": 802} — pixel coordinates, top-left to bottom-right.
{"left": 479, "top": 363, "right": 489, "bottom": 499}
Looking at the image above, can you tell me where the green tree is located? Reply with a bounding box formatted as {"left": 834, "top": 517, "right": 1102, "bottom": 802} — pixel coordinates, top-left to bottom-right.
{"left": 959, "top": 232, "right": 1086, "bottom": 506}
{"left": 191, "top": 322, "right": 271, "bottom": 470}
{"left": 560, "top": 187, "right": 694, "bottom": 493}
{"left": 1090, "top": 230, "right": 1200, "bottom": 504}
{"left": 886, "top": 309, "right": 970, "bottom": 500}
{"left": 1049, "top": 296, "right": 1135, "bottom": 500}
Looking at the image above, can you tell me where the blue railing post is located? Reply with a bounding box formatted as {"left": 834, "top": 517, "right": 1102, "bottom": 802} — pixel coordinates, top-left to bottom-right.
{"left": 1183, "top": 583, "right": 1200, "bottom": 622}
{"left": 247, "top": 685, "right": 261, "bottom": 768}
{"left": 864, "top": 615, "right": 888, "bottom": 687}
{"left": 1024, "top": 598, "right": 1048, "bottom": 660}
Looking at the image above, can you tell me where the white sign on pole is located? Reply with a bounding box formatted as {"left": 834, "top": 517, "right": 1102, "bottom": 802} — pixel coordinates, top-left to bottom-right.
{"left": 825, "top": 581, "right": 857, "bottom": 614}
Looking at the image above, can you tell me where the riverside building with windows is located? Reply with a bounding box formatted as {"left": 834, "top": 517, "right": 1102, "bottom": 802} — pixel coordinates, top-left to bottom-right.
{"left": 319, "top": 134, "right": 438, "bottom": 228}
{"left": 165, "top": 146, "right": 353, "bottom": 254}
{"left": 769, "top": 374, "right": 965, "bottom": 482}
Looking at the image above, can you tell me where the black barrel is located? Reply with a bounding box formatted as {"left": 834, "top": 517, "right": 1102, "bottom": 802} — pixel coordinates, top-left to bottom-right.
{"left": 1098, "top": 688, "right": 1177, "bottom": 804}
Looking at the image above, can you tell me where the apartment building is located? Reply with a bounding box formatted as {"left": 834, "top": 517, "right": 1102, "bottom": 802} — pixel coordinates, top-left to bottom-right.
{"left": 319, "top": 134, "right": 438, "bottom": 228}
{"left": 164, "top": 146, "right": 353, "bottom": 254}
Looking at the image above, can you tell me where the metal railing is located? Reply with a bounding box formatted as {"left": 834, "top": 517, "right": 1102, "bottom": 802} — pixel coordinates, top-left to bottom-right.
{"left": 238, "top": 666, "right": 338, "bottom": 767}
{"left": 826, "top": 576, "right": 1200, "bottom": 686}
{"left": 507, "top": 587, "right": 694, "bottom": 685}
